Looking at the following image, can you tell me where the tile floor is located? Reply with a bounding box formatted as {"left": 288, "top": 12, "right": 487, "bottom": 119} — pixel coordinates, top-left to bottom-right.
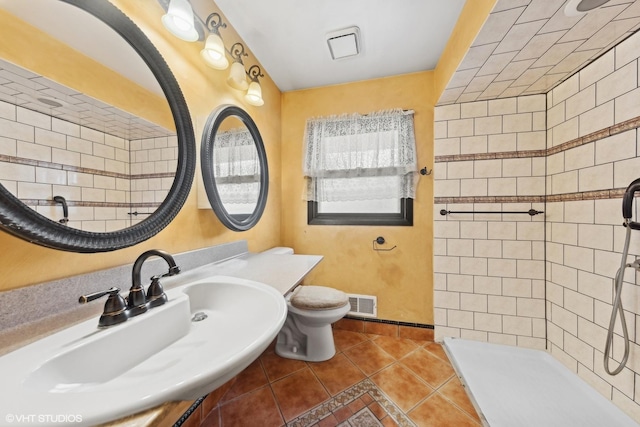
{"left": 196, "top": 324, "right": 482, "bottom": 427}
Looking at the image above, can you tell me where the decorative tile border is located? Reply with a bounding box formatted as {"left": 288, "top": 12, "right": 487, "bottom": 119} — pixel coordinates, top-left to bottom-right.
{"left": 344, "top": 315, "right": 434, "bottom": 330}
{"left": 21, "top": 199, "right": 161, "bottom": 209}
{"left": 341, "top": 407, "right": 384, "bottom": 427}
{"left": 435, "top": 149, "right": 546, "bottom": 163}
{"left": 435, "top": 115, "right": 640, "bottom": 204}
{"left": 548, "top": 116, "right": 640, "bottom": 156}
{"left": 335, "top": 317, "right": 435, "bottom": 342}
{"left": 434, "top": 195, "right": 546, "bottom": 205}
{"left": 436, "top": 115, "right": 640, "bottom": 165}
{"left": 287, "top": 379, "right": 417, "bottom": 427}
{"left": 546, "top": 189, "right": 625, "bottom": 203}
{"left": 0, "top": 154, "right": 175, "bottom": 181}
{"left": 130, "top": 173, "right": 176, "bottom": 180}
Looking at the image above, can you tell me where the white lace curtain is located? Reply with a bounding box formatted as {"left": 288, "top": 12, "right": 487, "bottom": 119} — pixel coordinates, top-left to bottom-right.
{"left": 213, "top": 128, "right": 260, "bottom": 205}
{"left": 303, "top": 109, "right": 418, "bottom": 202}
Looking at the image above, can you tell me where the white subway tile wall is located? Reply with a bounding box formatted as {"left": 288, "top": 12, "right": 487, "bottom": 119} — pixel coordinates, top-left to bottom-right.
{"left": 434, "top": 30, "right": 640, "bottom": 421}
{"left": 434, "top": 93, "right": 547, "bottom": 350}
{"left": 545, "top": 30, "right": 640, "bottom": 420}
{"left": 130, "top": 135, "right": 178, "bottom": 207}
{"left": 0, "top": 100, "right": 177, "bottom": 231}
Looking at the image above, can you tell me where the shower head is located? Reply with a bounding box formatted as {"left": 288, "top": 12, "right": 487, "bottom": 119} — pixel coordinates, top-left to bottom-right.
{"left": 564, "top": 0, "right": 612, "bottom": 17}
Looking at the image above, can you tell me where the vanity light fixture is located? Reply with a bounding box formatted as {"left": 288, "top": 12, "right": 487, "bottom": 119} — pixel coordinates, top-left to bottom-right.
{"left": 226, "top": 42, "right": 249, "bottom": 91}
{"left": 244, "top": 65, "right": 265, "bottom": 107}
{"left": 200, "top": 13, "right": 229, "bottom": 70}
{"left": 161, "top": 0, "right": 199, "bottom": 42}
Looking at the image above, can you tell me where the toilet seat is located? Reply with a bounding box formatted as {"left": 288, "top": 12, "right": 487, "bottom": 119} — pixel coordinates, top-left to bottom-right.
{"left": 290, "top": 285, "right": 349, "bottom": 310}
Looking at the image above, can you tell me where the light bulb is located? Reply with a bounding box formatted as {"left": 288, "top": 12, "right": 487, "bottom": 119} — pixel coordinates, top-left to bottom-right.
{"left": 245, "top": 81, "right": 264, "bottom": 106}
{"left": 227, "top": 62, "right": 249, "bottom": 91}
{"left": 161, "top": 0, "right": 198, "bottom": 42}
{"left": 200, "top": 33, "right": 229, "bottom": 69}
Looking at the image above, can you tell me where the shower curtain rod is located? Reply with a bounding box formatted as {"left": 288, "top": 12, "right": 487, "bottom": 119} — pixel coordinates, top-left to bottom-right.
{"left": 440, "top": 209, "right": 544, "bottom": 216}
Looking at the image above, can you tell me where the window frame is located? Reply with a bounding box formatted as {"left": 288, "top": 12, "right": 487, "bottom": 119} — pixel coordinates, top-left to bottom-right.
{"left": 307, "top": 198, "right": 413, "bottom": 226}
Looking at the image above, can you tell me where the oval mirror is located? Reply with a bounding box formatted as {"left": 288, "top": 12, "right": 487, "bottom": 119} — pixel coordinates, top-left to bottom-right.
{"left": 201, "top": 105, "right": 268, "bottom": 231}
{"left": 0, "top": 0, "right": 196, "bottom": 252}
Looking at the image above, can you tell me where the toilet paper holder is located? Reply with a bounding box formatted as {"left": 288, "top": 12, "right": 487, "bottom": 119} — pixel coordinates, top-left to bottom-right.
{"left": 372, "top": 236, "right": 396, "bottom": 252}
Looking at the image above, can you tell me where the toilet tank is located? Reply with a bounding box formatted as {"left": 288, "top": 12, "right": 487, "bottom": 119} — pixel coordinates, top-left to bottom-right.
{"left": 262, "top": 247, "right": 294, "bottom": 255}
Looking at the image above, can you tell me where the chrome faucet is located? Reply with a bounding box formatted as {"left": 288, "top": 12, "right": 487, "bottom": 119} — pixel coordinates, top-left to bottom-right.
{"left": 128, "top": 249, "right": 180, "bottom": 316}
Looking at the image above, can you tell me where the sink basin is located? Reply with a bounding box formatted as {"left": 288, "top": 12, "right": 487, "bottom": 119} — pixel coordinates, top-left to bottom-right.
{"left": 0, "top": 275, "right": 287, "bottom": 426}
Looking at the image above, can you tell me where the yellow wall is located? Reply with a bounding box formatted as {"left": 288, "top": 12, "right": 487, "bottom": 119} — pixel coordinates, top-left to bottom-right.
{"left": 0, "top": 0, "right": 493, "bottom": 326}
{"left": 281, "top": 72, "right": 436, "bottom": 324}
{"left": 0, "top": 0, "right": 282, "bottom": 291}
{"left": 434, "top": 0, "right": 497, "bottom": 101}
{"left": 0, "top": 8, "right": 173, "bottom": 130}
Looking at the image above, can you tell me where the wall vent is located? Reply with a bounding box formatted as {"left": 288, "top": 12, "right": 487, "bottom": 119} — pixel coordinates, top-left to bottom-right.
{"left": 347, "top": 293, "right": 377, "bottom": 318}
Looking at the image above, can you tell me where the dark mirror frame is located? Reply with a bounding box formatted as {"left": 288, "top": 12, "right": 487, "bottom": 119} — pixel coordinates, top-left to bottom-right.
{"left": 201, "top": 105, "right": 268, "bottom": 232}
{"left": 0, "top": 0, "right": 196, "bottom": 252}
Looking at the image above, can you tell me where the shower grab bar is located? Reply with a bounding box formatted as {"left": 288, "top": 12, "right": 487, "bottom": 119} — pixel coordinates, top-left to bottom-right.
{"left": 440, "top": 209, "right": 543, "bottom": 216}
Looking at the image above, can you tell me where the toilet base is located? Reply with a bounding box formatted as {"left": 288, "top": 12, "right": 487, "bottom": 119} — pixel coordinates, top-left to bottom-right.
{"left": 275, "top": 286, "right": 350, "bottom": 362}
{"left": 275, "top": 312, "right": 340, "bottom": 362}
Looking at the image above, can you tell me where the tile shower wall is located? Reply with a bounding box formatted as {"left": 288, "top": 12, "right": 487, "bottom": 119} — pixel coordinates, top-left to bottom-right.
{"left": 433, "top": 94, "right": 547, "bottom": 349}
{"left": 0, "top": 100, "right": 176, "bottom": 231}
{"left": 130, "top": 135, "right": 178, "bottom": 223}
{"left": 434, "top": 30, "right": 640, "bottom": 420}
{"left": 545, "top": 31, "right": 640, "bottom": 419}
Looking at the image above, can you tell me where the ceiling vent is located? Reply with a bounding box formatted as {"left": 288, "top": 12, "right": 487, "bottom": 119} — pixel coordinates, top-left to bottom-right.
{"left": 326, "top": 26, "right": 361, "bottom": 60}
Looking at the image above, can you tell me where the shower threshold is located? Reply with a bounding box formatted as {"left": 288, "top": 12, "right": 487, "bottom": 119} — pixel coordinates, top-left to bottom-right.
{"left": 443, "top": 337, "right": 639, "bottom": 427}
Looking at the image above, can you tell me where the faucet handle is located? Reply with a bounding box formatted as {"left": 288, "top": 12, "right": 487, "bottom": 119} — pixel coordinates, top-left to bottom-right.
{"left": 146, "top": 275, "right": 169, "bottom": 308}
{"left": 79, "top": 287, "right": 128, "bottom": 328}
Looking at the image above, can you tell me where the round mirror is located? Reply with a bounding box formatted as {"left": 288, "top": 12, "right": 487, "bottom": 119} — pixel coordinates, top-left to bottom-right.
{"left": 201, "top": 105, "right": 268, "bottom": 231}
{"left": 0, "top": 0, "right": 196, "bottom": 252}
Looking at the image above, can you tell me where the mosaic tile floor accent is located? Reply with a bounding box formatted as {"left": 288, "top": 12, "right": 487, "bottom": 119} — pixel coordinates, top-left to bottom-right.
{"left": 287, "top": 379, "right": 416, "bottom": 427}
{"left": 338, "top": 408, "right": 383, "bottom": 427}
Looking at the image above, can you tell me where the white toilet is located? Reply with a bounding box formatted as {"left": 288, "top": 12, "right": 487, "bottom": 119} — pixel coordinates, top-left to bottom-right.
{"left": 262, "top": 247, "right": 350, "bottom": 362}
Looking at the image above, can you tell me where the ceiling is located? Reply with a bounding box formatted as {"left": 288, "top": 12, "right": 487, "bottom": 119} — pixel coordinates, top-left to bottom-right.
{"left": 215, "top": 0, "right": 640, "bottom": 103}
{"left": 3, "top": 0, "right": 639, "bottom": 113}
{"left": 213, "top": 0, "right": 466, "bottom": 92}
{"left": 0, "top": 0, "right": 161, "bottom": 96}
{"left": 437, "top": 0, "right": 640, "bottom": 104}
{"left": 0, "top": 0, "right": 170, "bottom": 138}
{"left": 0, "top": 58, "right": 172, "bottom": 140}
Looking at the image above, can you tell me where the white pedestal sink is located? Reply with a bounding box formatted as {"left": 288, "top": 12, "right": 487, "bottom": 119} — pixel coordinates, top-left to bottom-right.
{"left": 0, "top": 276, "right": 287, "bottom": 426}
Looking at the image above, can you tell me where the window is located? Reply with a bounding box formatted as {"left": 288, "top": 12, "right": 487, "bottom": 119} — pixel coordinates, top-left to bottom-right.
{"left": 303, "top": 109, "right": 418, "bottom": 225}
{"left": 212, "top": 126, "right": 260, "bottom": 215}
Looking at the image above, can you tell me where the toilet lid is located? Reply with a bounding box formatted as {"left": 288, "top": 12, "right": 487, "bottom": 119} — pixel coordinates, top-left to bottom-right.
{"left": 290, "top": 285, "right": 349, "bottom": 310}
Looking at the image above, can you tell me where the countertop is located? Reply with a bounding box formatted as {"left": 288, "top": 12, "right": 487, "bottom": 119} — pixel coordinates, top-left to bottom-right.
{"left": 165, "top": 252, "right": 324, "bottom": 296}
